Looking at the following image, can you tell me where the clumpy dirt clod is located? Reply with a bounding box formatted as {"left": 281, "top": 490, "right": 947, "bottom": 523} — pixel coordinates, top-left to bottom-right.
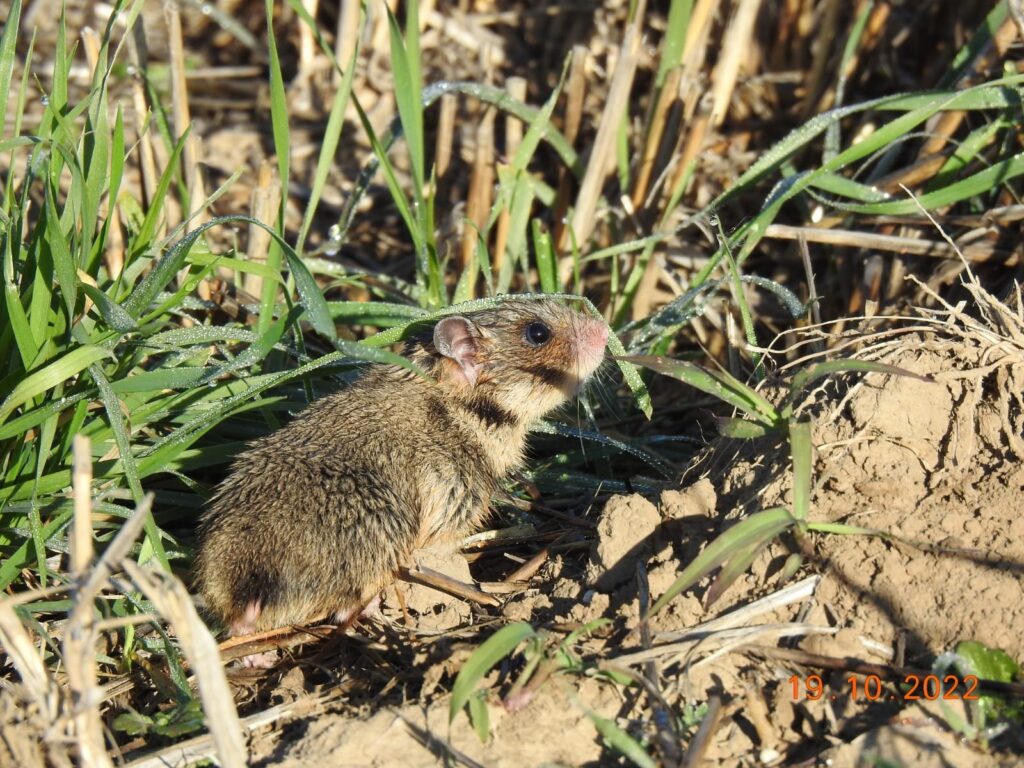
{"left": 586, "top": 493, "right": 660, "bottom": 591}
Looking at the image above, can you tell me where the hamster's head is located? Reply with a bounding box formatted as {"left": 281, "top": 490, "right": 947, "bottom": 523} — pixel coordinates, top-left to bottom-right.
{"left": 411, "top": 298, "right": 609, "bottom": 426}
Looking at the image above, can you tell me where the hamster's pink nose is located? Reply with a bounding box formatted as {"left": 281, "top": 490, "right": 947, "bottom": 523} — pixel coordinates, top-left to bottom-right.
{"left": 576, "top": 319, "right": 609, "bottom": 369}
{"left": 582, "top": 319, "right": 609, "bottom": 350}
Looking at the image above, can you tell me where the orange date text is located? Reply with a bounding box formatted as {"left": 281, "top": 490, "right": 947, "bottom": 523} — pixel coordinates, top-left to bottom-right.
{"left": 788, "top": 673, "right": 979, "bottom": 702}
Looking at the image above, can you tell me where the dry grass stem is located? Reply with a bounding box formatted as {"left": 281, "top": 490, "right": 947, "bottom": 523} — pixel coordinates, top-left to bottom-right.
{"left": 64, "top": 436, "right": 112, "bottom": 767}
{"left": 216, "top": 624, "right": 331, "bottom": 663}
{"left": 423, "top": 9, "right": 504, "bottom": 67}
{"left": 460, "top": 97, "right": 496, "bottom": 288}
{"left": 492, "top": 76, "right": 526, "bottom": 274}
{"left": 552, "top": 44, "right": 589, "bottom": 247}
{"left": 80, "top": 26, "right": 100, "bottom": 73}
{"left": 654, "top": 575, "right": 821, "bottom": 643}
{"left": 764, "top": 223, "right": 1018, "bottom": 265}
{"left": 245, "top": 161, "right": 281, "bottom": 295}
{"left": 126, "top": 21, "right": 159, "bottom": 212}
{"left": 434, "top": 93, "right": 457, "bottom": 180}
{"left": 122, "top": 560, "right": 246, "bottom": 767}
{"left": 164, "top": 0, "right": 205, "bottom": 227}
{"left": 631, "top": 65, "right": 681, "bottom": 210}
{"left": 0, "top": 601, "right": 59, "bottom": 720}
{"left": 711, "top": 0, "right": 766, "bottom": 127}
{"left": 561, "top": 14, "right": 642, "bottom": 272}
{"left": 334, "top": 0, "right": 361, "bottom": 83}
{"left": 799, "top": 0, "right": 842, "bottom": 118}
{"left": 71, "top": 435, "right": 93, "bottom": 574}
{"left": 298, "top": 0, "right": 319, "bottom": 74}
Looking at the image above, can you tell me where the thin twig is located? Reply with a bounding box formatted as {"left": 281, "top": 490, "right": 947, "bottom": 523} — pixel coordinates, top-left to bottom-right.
{"left": 398, "top": 565, "right": 501, "bottom": 608}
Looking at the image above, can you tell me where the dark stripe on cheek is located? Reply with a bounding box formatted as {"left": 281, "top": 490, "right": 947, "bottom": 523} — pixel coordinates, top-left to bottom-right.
{"left": 465, "top": 397, "right": 519, "bottom": 429}
{"left": 522, "top": 364, "right": 571, "bottom": 390}
{"left": 425, "top": 394, "right": 456, "bottom": 432}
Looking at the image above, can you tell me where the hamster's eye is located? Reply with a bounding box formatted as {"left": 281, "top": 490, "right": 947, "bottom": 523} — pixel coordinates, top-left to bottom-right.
{"left": 524, "top": 321, "right": 552, "bottom": 346}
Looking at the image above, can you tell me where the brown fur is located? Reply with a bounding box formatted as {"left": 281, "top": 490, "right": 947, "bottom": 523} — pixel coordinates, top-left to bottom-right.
{"left": 193, "top": 298, "right": 608, "bottom": 634}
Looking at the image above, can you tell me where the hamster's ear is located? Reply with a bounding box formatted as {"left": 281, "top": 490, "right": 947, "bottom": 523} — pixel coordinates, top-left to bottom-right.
{"left": 433, "top": 316, "right": 482, "bottom": 387}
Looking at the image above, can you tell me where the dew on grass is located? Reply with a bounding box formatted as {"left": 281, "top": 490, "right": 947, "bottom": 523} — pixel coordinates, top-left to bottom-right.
{"left": 324, "top": 224, "right": 343, "bottom": 256}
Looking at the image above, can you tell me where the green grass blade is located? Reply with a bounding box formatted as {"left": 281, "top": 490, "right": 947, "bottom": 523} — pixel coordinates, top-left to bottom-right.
{"left": 109, "top": 368, "right": 208, "bottom": 394}
{"left": 7, "top": 29, "right": 33, "bottom": 156}
{"left": 29, "top": 411, "right": 58, "bottom": 583}
{"left": 96, "top": 104, "right": 127, "bottom": 261}
{"left": 783, "top": 359, "right": 930, "bottom": 416}
{"left": 788, "top": 419, "right": 812, "bottom": 522}
{"left": 715, "top": 417, "right": 771, "bottom": 439}
{"left": 656, "top": 0, "right": 692, "bottom": 86}
{"left": 807, "top": 171, "right": 893, "bottom": 202}
{"left": 264, "top": 0, "right": 289, "bottom": 199}
{"left": 427, "top": 82, "right": 582, "bottom": 177}
{"left": 719, "top": 223, "right": 761, "bottom": 376}
{"left": 295, "top": 30, "right": 359, "bottom": 256}
{"left": 2, "top": 224, "right": 38, "bottom": 369}
{"left": 80, "top": 283, "right": 138, "bottom": 332}
{"left": 283, "top": 249, "right": 337, "bottom": 341}
{"left": 81, "top": 83, "right": 110, "bottom": 269}
{"left": 650, "top": 507, "right": 796, "bottom": 615}
{"left": 533, "top": 220, "right": 557, "bottom": 294}
{"left": 0, "top": 345, "right": 113, "bottom": 423}
{"left": 45, "top": 181, "right": 78, "bottom": 321}
{"left": 823, "top": 0, "right": 873, "bottom": 160}
{"left": 467, "top": 691, "right": 490, "bottom": 743}
{"left": 126, "top": 216, "right": 326, "bottom": 341}
{"left": 89, "top": 363, "right": 169, "bottom": 568}
{"left": 928, "top": 117, "right": 1004, "bottom": 191}
{"left": 805, "top": 521, "right": 883, "bottom": 536}
{"left": 622, "top": 355, "right": 776, "bottom": 424}
{"left": 0, "top": 393, "right": 90, "bottom": 442}
{"left": 351, "top": 96, "right": 429, "bottom": 278}
{"left": 196, "top": 306, "right": 300, "bottom": 385}
{"left": 0, "top": 0, "right": 22, "bottom": 140}
{"left": 705, "top": 540, "right": 765, "bottom": 607}
{"left": 0, "top": 505, "right": 75, "bottom": 590}
{"left": 941, "top": 2, "right": 1008, "bottom": 87}
{"left": 497, "top": 171, "right": 537, "bottom": 293}
{"left": 605, "top": 341, "right": 652, "bottom": 420}
{"left": 835, "top": 153, "right": 1024, "bottom": 215}
{"left": 449, "top": 622, "right": 537, "bottom": 724}
{"left": 387, "top": 1, "right": 423, "bottom": 191}
{"left": 48, "top": 8, "right": 68, "bottom": 120}
{"left": 535, "top": 421, "right": 672, "bottom": 476}
{"left": 130, "top": 132, "right": 187, "bottom": 260}
{"left": 582, "top": 707, "right": 657, "bottom": 768}
{"left": 146, "top": 325, "right": 263, "bottom": 347}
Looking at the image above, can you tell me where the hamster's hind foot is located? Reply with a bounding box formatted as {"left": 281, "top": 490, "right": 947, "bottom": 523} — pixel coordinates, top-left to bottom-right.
{"left": 238, "top": 649, "right": 280, "bottom": 669}
{"left": 228, "top": 601, "right": 263, "bottom": 637}
{"left": 333, "top": 594, "right": 381, "bottom": 627}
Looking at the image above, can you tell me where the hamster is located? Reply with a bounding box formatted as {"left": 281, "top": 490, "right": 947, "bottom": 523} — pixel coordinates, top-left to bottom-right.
{"left": 194, "top": 298, "right": 608, "bottom": 639}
